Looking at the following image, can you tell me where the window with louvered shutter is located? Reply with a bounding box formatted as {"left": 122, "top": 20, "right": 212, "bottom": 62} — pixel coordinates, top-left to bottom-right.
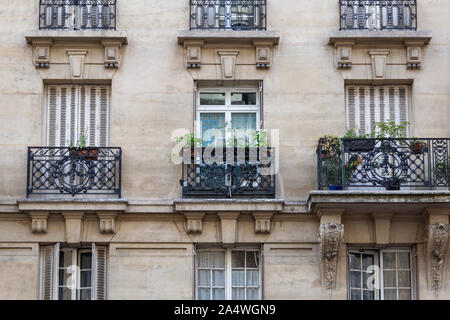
{"left": 46, "top": 85, "right": 110, "bottom": 147}
{"left": 39, "top": 243, "right": 59, "bottom": 300}
{"left": 345, "top": 85, "right": 410, "bottom": 137}
{"left": 91, "top": 243, "right": 107, "bottom": 300}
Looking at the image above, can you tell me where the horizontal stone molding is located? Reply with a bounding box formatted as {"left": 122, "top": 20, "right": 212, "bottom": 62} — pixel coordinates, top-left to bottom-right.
{"left": 18, "top": 199, "right": 128, "bottom": 213}
{"left": 177, "top": 30, "right": 280, "bottom": 46}
{"left": 328, "top": 30, "right": 432, "bottom": 45}
{"left": 25, "top": 30, "right": 128, "bottom": 45}
{"left": 174, "top": 199, "right": 284, "bottom": 213}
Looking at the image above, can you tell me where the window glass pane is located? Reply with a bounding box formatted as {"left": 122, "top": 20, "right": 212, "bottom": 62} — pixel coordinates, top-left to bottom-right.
{"left": 246, "top": 288, "right": 259, "bottom": 300}
{"left": 200, "top": 113, "right": 226, "bottom": 147}
{"left": 384, "top": 289, "right": 397, "bottom": 300}
{"left": 362, "top": 272, "right": 372, "bottom": 289}
{"left": 362, "top": 254, "right": 374, "bottom": 270}
{"left": 80, "top": 252, "right": 92, "bottom": 269}
{"left": 246, "top": 270, "right": 259, "bottom": 286}
{"left": 61, "top": 250, "right": 73, "bottom": 268}
{"left": 383, "top": 270, "right": 397, "bottom": 287}
{"left": 59, "top": 287, "right": 72, "bottom": 300}
{"left": 198, "top": 288, "right": 210, "bottom": 300}
{"left": 398, "top": 270, "right": 411, "bottom": 287}
{"left": 232, "top": 251, "right": 245, "bottom": 268}
{"left": 231, "top": 92, "right": 256, "bottom": 105}
{"left": 198, "top": 270, "right": 210, "bottom": 286}
{"left": 398, "top": 289, "right": 411, "bottom": 300}
{"left": 79, "top": 289, "right": 91, "bottom": 301}
{"left": 363, "top": 290, "right": 374, "bottom": 300}
{"left": 231, "top": 113, "right": 257, "bottom": 131}
{"left": 350, "top": 271, "right": 361, "bottom": 288}
{"left": 232, "top": 270, "right": 245, "bottom": 286}
{"left": 397, "top": 252, "right": 410, "bottom": 269}
{"left": 212, "top": 270, "right": 225, "bottom": 287}
{"left": 383, "top": 252, "right": 396, "bottom": 269}
{"left": 350, "top": 289, "right": 361, "bottom": 300}
{"left": 246, "top": 251, "right": 259, "bottom": 268}
{"left": 198, "top": 251, "right": 225, "bottom": 268}
{"left": 232, "top": 288, "right": 245, "bottom": 300}
{"left": 349, "top": 253, "right": 361, "bottom": 270}
{"left": 200, "top": 93, "right": 225, "bottom": 105}
{"left": 80, "top": 270, "right": 91, "bottom": 288}
{"left": 212, "top": 288, "right": 225, "bottom": 300}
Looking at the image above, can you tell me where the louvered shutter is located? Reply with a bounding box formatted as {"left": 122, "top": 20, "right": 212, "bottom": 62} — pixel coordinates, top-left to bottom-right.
{"left": 346, "top": 85, "right": 410, "bottom": 137}
{"left": 39, "top": 243, "right": 60, "bottom": 300}
{"left": 91, "top": 243, "right": 107, "bottom": 300}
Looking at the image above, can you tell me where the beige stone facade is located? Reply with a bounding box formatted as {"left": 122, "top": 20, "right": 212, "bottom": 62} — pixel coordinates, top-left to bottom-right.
{"left": 0, "top": 0, "right": 449, "bottom": 300}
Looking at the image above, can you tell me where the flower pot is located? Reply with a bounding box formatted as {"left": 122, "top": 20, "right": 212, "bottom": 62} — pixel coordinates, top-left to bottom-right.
{"left": 385, "top": 179, "right": 401, "bottom": 190}
{"left": 69, "top": 148, "right": 99, "bottom": 161}
{"left": 343, "top": 139, "right": 376, "bottom": 152}
{"left": 328, "top": 184, "right": 343, "bottom": 190}
{"left": 410, "top": 144, "right": 428, "bottom": 154}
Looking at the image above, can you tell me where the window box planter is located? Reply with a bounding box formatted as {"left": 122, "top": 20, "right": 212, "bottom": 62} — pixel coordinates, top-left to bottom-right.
{"left": 409, "top": 143, "right": 428, "bottom": 154}
{"left": 68, "top": 147, "right": 99, "bottom": 161}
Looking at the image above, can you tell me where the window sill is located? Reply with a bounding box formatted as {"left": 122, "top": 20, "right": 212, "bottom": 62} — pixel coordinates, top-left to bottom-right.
{"left": 177, "top": 30, "right": 280, "bottom": 46}
{"left": 328, "top": 30, "right": 432, "bottom": 46}
{"left": 25, "top": 30, "right": 128, "bottom": 45}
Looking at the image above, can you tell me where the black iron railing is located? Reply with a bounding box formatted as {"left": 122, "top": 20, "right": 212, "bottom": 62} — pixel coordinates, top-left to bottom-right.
{"left": 39, "top": 0, "right": 116, "bottom": 30}
{"left": 190, "top": 0, "right": 266, "bottom": 30}
{"left": 181, "top": 147, "right": 275, "bottom": 198}
{"left": 317, "top": 138, "right": 449, "bottom": 190}
{"left": 339, "top": 0, "right": 417, "bottom": 30}
{"left": 27, "top": 147, "right": 122, "bottom": 197}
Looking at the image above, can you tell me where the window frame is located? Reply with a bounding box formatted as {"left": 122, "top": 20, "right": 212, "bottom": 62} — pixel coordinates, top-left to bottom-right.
{"left": 195, "top": 246, "right": 263, "bottom": 300}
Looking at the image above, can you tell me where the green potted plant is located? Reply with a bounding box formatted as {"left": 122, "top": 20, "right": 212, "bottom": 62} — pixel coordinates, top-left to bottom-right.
{"left": 173, "top": 133, "right": 203, "bottom": 158}
{"left": 68, "top": 130, "right": 99, "bottom": 161}
{"left": 318, "top": 135, "right": 341, "bottom": 160}
{"left": 433, "top": 156, "right": 450, "bottom": 182}
{"left": 409, "top": 138, "right": 428, "bottom": 154}
{"left": 343, "top": 128, "right": 375, "bottom": 152}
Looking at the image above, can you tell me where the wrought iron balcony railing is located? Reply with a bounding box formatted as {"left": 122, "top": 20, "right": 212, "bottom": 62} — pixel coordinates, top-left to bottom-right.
{"left": 181, "top": 147, "right": 275, "bottom": 198}
{"left": 39, "top": 0, "right": 116, "bottom": 30}
{"left": 27, "top": 147, "right": 122, "bottom": 197}
{"left": 190, "top": 0, "right": 266, "bottom": 30}
{"left": 339, "top": 0, "right": 417, "bottom": 30}
{"left": 317, "top": 138, "right": 449, "bottom": 190}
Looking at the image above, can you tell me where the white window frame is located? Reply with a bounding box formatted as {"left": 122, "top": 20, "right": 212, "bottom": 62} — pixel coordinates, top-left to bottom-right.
{"left": 195, "top": 247, "right": 263, "bottom": 300}
{"left": 196, "top": 87, "right": 260, "bottom": 146}
{"left": 348, "top": 247, "right": 416, "bottom": 300}
{"left": 347, "top": 250, "right": 379, "bottom": 300}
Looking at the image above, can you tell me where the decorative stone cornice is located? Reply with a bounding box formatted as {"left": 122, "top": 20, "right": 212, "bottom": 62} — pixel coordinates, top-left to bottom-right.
{"left": 319, "top": 222, "right": 344, "bottom": 290}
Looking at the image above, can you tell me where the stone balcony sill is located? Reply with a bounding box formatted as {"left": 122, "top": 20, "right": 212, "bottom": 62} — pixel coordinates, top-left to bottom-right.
{"left": 328, "top": 30, "right": 432, "bottom": 45}
{"left": 25, "top": 30, "right": 128, "bottom": 45}
{"left": 17, "top": 198, "right": 128, "bottom": 212}
{"left": 177, "top": 30, "right": 280, "bottom": 45}
{"left": 174, "top": 198, "right": 284, "bottom": 212}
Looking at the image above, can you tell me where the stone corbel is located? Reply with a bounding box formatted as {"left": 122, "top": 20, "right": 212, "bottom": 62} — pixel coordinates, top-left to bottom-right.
{"left": 372, "top": 213, "right": 394, "bottom": 244}
{"left": 217, "top": 50, "right": 240, "bottom": 79}
{"left": 334, "top": 41, "right": 354, "bottom": 69}
{"left": 368, "top": 49, "right": 390, "bottom": 79}
{"left": 102, "top": 40, "right": 122, "bottom": 69}
{"left": 97, "top": 212, "right": 118, "bottom": 234}
{"left": 252, "top": 212, "right": 274, "bottom": 233}
{"left": 253, "top": 41, "right": 273, "bottom": 69}
{"left": 66, "top": 49, "right": 88, "bottom": 78}
{"left": 218, "top": 212, "right": 240, "bottom": 247}
{"left": 404, "top": 40, "right": 424, "bottom": 70}
{"left": 184, "top": 212, "right": 205, "bottom": 234}
{"left": 62, "top": 212, "right": 84, "bottom": 244}
{"left": 184, "top": 40, "right": 203, "bottom": 68}
{"left": 31, "top": 39, "right": 52, "bottom": 68}
{"left": 28, "top": 211, "right": 49, "bottom": 234}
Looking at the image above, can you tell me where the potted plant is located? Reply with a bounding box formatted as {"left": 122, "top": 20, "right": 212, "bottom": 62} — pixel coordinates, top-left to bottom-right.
{"left": 318, "top": 135, "right": 341, "bottom": 160}
{"left": 433, "top": 156, "right": 450, "bottom": 182}
{"left": 174, "top": 133, "right": 203, "bottom": 158}
{"left": 409, "top": 138, "right": 428, "bottom": 154}
{"left": 68, "top": 131, "right": 99, "bottom": 161}
{"left": 343, "top": 128, "right": 375, "bottom": 152}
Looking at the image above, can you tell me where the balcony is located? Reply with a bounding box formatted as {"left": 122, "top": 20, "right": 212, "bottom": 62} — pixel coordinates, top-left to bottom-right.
{"left": 27, "top": 147, "right": 122, "bottom": 197}
{"left": 190, "top": 0, "right": 266, "bottom": 30}
{"left": 339, "top": 0, "right": 417, "bottom": 31}
{"left": 39, "top": 0, "right": 116, "bottom": 30}
{"left": 181, "top": 147, "right": 275, "bottom": 198}
{"left": 317, "top": 138, "right": 449, "bottom": 191}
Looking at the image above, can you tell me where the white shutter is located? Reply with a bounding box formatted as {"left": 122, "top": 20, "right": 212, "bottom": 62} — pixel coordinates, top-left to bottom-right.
{"left": 39, "top": 243, "right": 60, "bottom": 300}
{"left": 91, "top": 243, "right": 107, "bottom": 300}
{"left": 346, "top": 85, "right": 410, "bottom": 136}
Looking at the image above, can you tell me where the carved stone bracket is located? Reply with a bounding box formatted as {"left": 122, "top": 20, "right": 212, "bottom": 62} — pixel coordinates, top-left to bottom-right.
{"left": 252, "top": 212, "right": 274, "bottom": 233}
{"left": 102, "top": 40, "right": 122, "bottom": 69}
{"left": 66, "top": 49, "right": 88, "bottom": 78}
{"left": 426, "top": 222, "right": 450, "bottom": 294}
{"left": 368, "top": 49, "right": 390, "bottom": 79}
{"left": 184, "top": 212, "right": 205, "bottom": 234}
{"left": 405, "top": 40, "right": 424, "bottom": 69}
{"left": 319, "top": 222, "right": 344, "bottom": 290}
{"left": 31, "top": 39, "right": 52, "bottom": 68}
{"left": 218, "top": 50, "right": 240, "bottom": 79}
{"left": 97, "top": 212, "right": 118, "bottom": 234}
{"left": 184, "top": 40, "right": 203, "bottom": 68}
{"left": 253, "top": 41, "right": 273, "bottom": 69}
{"left": 334, "top": 41, "right": 354, "bottom": 69}
{"left": 28, "top": 211, "right": 49, "bottom": 233}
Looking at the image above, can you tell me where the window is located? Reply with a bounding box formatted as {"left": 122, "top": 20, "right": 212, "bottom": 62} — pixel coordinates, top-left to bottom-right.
{"left": 46, "top": 85, "right": 110, "bottom": 147}
{"left": 196, "top": 248, "right": 262, "bottom": 300}
{"left": 39, "top": 243, "right": 107, "bottom": 300}
{"left": 197, "top": 88, "right": 260, "bottom": 147}
{"left": 348, "top": 248, "right": 415, "bottom": 300}
{"left": 346, "top": 85, "right": 410, "bottom": 136}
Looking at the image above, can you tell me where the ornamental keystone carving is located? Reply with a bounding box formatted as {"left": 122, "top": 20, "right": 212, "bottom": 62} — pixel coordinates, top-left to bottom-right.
{"left": 319, "top": 222, "right": 344, "bottom": 290}
{"left": 66, "top": 49, "right": 88, "bottom": 78}
{"left": 426, "top": 223, "right": 450, "bottom": 294}
{"left": 368, "top": 49, "right": 390, "bottom": 78}
{"left": 218, "top": 50, "right": 239, "bottom": 79}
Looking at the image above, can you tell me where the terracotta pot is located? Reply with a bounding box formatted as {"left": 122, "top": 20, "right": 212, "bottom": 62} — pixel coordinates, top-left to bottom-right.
{"left": 69, "top": 148, "right": 99, "bottom": 161}
{"left": 410, "top": 144, "right": 428, "bottom": 154}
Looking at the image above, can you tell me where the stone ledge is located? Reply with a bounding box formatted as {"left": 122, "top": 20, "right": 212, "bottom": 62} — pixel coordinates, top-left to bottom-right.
{"left": 174, "top": 198, "right": 284, "bottom": 212}
{"left": 25, "top": 30, "right": 128, "bottom": 45}
{"left": 177, "top": 30, "right": 280, "bottom": 45}
{"left": 328, "top": 30, "right": 432, "bottom": 45}
{"left": 17, "top": 198, "right": 128, "bottom": 212}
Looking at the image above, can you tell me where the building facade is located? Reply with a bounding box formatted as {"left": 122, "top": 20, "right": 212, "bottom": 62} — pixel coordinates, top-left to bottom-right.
{"left": 0, "top": 0, "right": 449, "bottom": 300}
